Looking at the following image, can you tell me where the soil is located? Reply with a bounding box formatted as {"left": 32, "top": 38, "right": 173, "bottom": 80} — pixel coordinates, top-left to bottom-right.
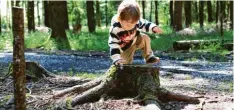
{"left": 0, "top": 50, "right": 233, "bottom": 110}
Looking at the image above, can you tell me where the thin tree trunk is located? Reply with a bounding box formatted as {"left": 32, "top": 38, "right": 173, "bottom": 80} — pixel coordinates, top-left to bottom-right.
{"left": 155, "top": 0, "right": 159, "bottom": 25}
{"left": 50, "top": 1, "right": 71, "bottom": 50}
{"left": 207, "top": 1, "right": 213, "bottom": 22}
{"left": 220, "top": 1, "right": 224, "bottom": 45}
{"left": 27, "top": 1, "right": 35, "bottom": 32}
{"left": 149, "top": 1, "right": 152, "bottom": 22}
{"left": 16, "top": 1, "right": 20, "bottom": 6}
{"left": 142, "top": 1, "right": 145, "bottom": 19}
{"left": 11, "top": 1, "right": 14, "bottom": 7}
{"left": 12, "top": 7, "right": 26, "bottom": 110}
{"left": 230, "top": 1, "right": 233, "bottom": 29}
{"left": 37, "top": 1, "right": 41, "bottom": 26}
{"left": 216, "top": 1, "right": 219, "bottom": 23}
{"left": 169, "top": 1, "right": 173, "bottom": 27}
{"left": 173, "top": 1, "right": 183, "bottom": 31}
{"left": 194, "top": 1, "right": 198, "bottom": 22}
{"left": 199, "top": 1, "right": 204, "bottom": 29}
{"left": 105, "top": 0, "right": 108, "bottom": 27}
{"left": 96, "top": 0, "right": 101, "bottom": 27}
{"left": 87, "top": 1, "right": 96, "bottom": 32}
{"left": 184, "top": 1, "right": 192, "bottom": 27}
{"left": 43, "top": 1, "right": 50, "bottom": 27}
{"left": 0, "top": 8, "right": 1, "bottom": 34}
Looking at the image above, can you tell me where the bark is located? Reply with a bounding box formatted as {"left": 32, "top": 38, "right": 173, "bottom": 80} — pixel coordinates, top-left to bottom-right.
{"left": 169, "top": 1, "right": 173, "bottom": 27}
{"left": 184, "top": 1, "right": 192, "bottom": 27}
{"left": 155, "top": 1, "right": 159, "bottom": 25}
{"left": 105, "top": 0, "right": 108, "bottom": 27}
{"left": 220, "top": 1, "right": 224, "bottom": 45}
{"left": 230, "top": 1, "right": 233, "bottom": 29}
{"left": 194, "top": 1, "right": 198, "bottom": 22}
{"left": 53, "top": 78, "right": 102, "bottom": 98}
{"left": 37, "top": 1, "right": 41, "bottom": 26}
{"left": 86, "top": 1, "right": 96, "bottom": 32}
{"left": 0, "top": 8, "right": 1, "bottom": 34}
{"left": 27, "top": 1, "right": 35, "bottom": 32}
{"left": 216, "top": 1, "right": 219, "bottom": 23}
{"left": 12, "top": 7, "right": 26, "bottom": 110}
{"left": 199, "top": 1, "right": 204, "bottom": 29}
{"left": 173, "top": 40, "right": 232, "bottom": 51}
{"left": 142, "top": 1, "right": 146, "bottom": 19}
{"left": 8, "top": 62, "right": 56, "bottom": 82}
{"left": 43, "top": 1, "right": 50, "bottom": 27}
{"left": 96, "top": 0, "right": 101, "bottom": 27}
{"left": 49, "top": 1, "right": 71, "bottom": 50}
{"left": 68, "top": 65, "right": 199, "bottom": 108}
{"left": 150, "top": 1, "right": 152, "bottom": 22}
{"left": 16, "top": 1, "right": 20, "bottom": 6}
{"left": 207, "top": 1, "right": 213, "bottom": 22}
{"left": 173, "top": 1, "right": 183, "bottom": 31}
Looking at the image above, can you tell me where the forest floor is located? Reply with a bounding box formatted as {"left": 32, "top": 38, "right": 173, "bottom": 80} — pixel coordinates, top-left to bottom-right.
{"left": 0, "top": 49, "right": 233, "bottom": 110}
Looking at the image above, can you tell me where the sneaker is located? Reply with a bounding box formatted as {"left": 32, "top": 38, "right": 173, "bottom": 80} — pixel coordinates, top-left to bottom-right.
{"left": 146, "top": 56, "right": 160, "bottom": 64}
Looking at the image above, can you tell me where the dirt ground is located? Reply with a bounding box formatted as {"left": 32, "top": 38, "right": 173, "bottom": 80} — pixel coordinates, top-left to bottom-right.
{"left": 0, "top": 70, "right": 233, "bottom": 110}
{"left": 0, "top": 50, "right": 233, "bottom": 110}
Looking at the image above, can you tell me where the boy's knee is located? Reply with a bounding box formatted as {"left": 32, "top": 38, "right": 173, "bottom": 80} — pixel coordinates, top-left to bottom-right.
{"left": 141, "top": 34, "right": 151, "bottom": 42}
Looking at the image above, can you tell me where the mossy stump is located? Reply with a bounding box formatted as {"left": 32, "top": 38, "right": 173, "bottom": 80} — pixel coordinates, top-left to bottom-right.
{"left": 69, "top": 64, "right": 199, "bottom": 109}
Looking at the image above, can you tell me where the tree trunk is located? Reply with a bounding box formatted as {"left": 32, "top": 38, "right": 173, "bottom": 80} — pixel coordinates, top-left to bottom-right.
{"left": 12, "top": 7, "right": 26, "bottom": 110}
{"left": 43, "top": 1, "right": 50, "bottom": 27}
{"left": 169, "top": 1, "right": 173, "bottom": 27}
{"left": 184, "top": 1, "right": 192, "bottom": 27}
{"left": 105, "top": 0, "right": 108, "bottom": 27}
{"left": 16, "top": 1, "right": 20, "bottom": 6}
{"left": 64, "top": 2, "right": 69, "bottom": 30}
{"left": 86, "top": 1, "right": 96, "bottom": 32}
{"left": 149, "top": 1, "right": 152, "bottom": 22}
{"left": 37, "top": 1, "right": 41, "bottom": 26}
{"left": 173, "top": 1, "right": 183, "bottom": 31}
{"left": 68, "top": 65, "right": 199, "bottom": 108}
{"left": 194, "top": 1, "right": 199, "bottom": 22}
{"left": 142, "top": 1, "right": 146, "bottom": 19}
{"left": 27, "top": 1, "right": 35, "bottom": 32}
{"left": 155, "top": 0, "right": 159, "bottom": 25}
{"left": 220, "top": 1, "right": 224, "bottom": 45}
{"left": 173, "top": 40, "right": 232, "bottom": 51}
{"left": 96, "top": 0, "right": 101, "bottom": 27}
{"left": 216, "top": 1, "right": 219, "bottom": 23}
{"left": 230, "top": 1, "right": 233, "bottom": 29}
{"left": 207, "top": 1, "right": 213, "bottom": 22}
{"left": 199, "top": 1, "right": 204, "bottom": 29}
{"left": 0, "top": 8, "right": 1, "bottom": 34}
{"left": 49, "top": 1, "right": 71, "bottom": 50}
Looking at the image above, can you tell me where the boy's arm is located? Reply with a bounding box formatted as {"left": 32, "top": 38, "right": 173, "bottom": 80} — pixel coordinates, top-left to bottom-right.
{"left": 108, "top": 26, "right": 123, "bottom": 64}
{"left": 137, "top": 18, "right": 160, "bottom": 33}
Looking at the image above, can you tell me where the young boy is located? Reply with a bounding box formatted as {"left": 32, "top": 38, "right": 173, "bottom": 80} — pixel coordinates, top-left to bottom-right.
{"left": 109, "top": 0, "right": 163, "bottom": 65}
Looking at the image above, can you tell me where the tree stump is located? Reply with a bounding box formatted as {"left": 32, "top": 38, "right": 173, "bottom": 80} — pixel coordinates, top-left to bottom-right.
{"left": 66, "top": 64, "right": 199, "bottom": 109}
{"left": 7, "top": 61, "right": 56, "bottom": 81}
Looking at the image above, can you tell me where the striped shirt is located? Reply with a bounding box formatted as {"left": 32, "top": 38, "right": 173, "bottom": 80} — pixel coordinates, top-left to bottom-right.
{"left": 108, "top": 14, "right": 157, "bottom": 63}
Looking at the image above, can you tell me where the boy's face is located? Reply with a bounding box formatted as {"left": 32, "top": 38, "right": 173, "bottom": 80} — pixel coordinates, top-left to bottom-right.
{"left": 120, "top": 19, "right": 138, "bottom": 30}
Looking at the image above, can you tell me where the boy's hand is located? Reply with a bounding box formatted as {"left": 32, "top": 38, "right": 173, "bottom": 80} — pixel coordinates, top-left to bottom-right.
{"left": 114, "top": 59, "right": 126, "bottom": 65}
{"left": 153, "top": 27, "right": 163, "bottom": 34}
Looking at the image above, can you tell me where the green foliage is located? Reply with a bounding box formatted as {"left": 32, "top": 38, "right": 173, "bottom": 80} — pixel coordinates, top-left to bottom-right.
{"left": 24, "top": 31, "right": 50, "bottom": 49}
{"left": 66, "top": 27, "right": 109, "bottom": 51}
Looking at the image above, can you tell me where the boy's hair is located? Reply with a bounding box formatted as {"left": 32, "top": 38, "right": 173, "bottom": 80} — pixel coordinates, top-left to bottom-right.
{"left": 118, "top": 0, "right": 141, "bottom": 22}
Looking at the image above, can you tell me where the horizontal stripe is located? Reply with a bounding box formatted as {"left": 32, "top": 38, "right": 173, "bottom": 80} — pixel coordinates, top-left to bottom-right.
{"left": 110, "top": 48, "right": 121, "bottom": 55}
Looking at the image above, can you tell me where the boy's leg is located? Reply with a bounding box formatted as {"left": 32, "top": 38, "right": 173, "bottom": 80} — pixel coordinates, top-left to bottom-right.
{"left": 120, "top": 45, "right": 137, "bottom": 64}
{"left": 135, "top": 33, "right": 159, "bottom": 63}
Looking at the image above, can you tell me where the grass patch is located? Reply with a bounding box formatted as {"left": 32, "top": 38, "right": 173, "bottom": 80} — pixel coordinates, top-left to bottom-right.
{"left": 75, "top": 72, "right": 102, "bottom": 79}
{"left": 0, "top": 24, "right": 232, "bottom": 56}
